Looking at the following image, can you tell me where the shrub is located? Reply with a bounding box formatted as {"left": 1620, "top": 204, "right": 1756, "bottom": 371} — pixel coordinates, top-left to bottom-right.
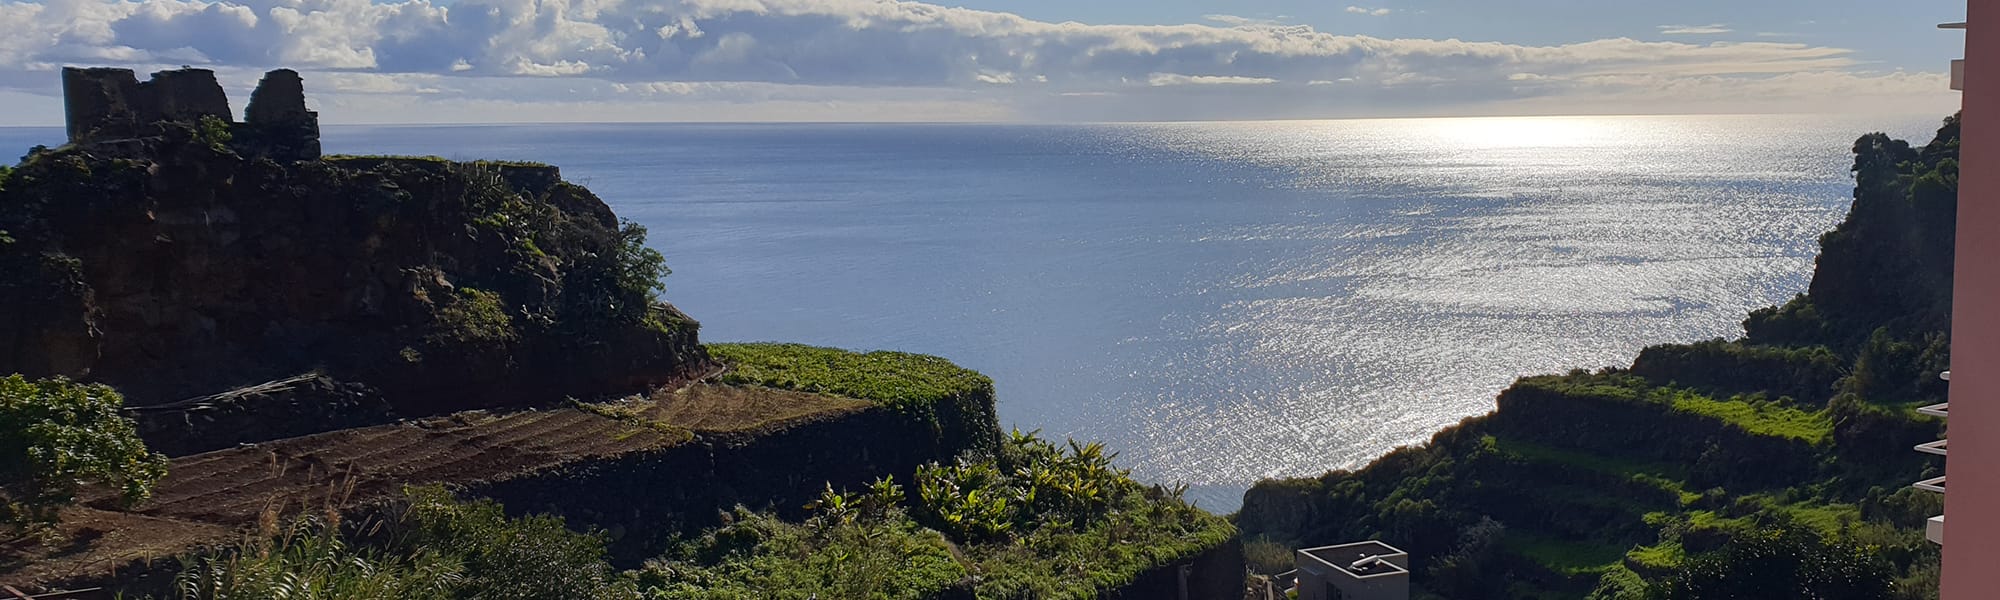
{"left": 645, "top": 432, "right": 1233, "bottom": 600}
{"left": 640, "top": 485, "right": 966, "bottom": 600}
{"left": 1631, "top": 340, "right": 1845, "bottom": 404}
{"left": 194, "top": 115, "right": 233, "bottom": 153}
{"left": 171, "top": 517, "right": 462, "bottom": 600}
{"left": 0, "top": 375, "right": 167, "bottom": 533}
{"left": 614, "top": 222, "right": 669, "bottom": 310}
{"left": 1242, "top": 536, "right": 1295, "bottom": 575}
{"left": 1647, "top": 526, "right": 1893, "bottom": 600}
{"left": 166, "top": 487, "right": 636, "bottom": 600}
{"left": 385, "top": 486, "right": 638, "bottom": 600}
{"left": 425, "top": 287, "right": 518, "bottom": 348}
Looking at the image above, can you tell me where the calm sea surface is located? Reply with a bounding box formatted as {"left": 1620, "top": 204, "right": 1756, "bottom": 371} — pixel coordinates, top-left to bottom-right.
{"left": 0, "top": 115, "right": 1944, "bottom": 511}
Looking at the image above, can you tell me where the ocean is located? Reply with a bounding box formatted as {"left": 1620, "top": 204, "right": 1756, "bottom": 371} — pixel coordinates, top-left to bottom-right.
{"left": 0, "top": 114, "right": 1944, "bottom": 511}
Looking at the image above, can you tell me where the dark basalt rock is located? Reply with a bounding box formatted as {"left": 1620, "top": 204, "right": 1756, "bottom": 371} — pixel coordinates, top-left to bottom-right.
{"left": 9, "top": 66, "right": 717, "bottom": 427}
{"left": 240, "top": 69, "right": 321, "bottom": 161}
{"left": 62, "top": 67, "right": 231, "bottom": 143}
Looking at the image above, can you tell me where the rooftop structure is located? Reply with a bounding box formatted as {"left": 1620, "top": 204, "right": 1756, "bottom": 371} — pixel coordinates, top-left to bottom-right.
{"left": 1294, "top": 540, "right": 1410, "bottom": 600}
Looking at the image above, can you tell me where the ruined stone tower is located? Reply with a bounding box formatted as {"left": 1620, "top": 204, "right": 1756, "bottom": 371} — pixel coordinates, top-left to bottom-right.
{"left": 60, "top": 66, "right": 321, "bottom": 161}
{"left": 239, "top": 69, "right": 322, "bottom": 161}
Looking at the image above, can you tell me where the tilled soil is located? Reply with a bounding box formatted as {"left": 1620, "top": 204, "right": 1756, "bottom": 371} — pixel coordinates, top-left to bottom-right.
{"left": 2, "top": 383, "right": 869, "bottom": 592}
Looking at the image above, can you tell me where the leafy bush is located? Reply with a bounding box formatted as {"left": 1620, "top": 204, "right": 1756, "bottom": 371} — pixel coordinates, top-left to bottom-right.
{"left": 163, "top": 487, "right": 636, "bottom": 600}
{"left": 385, "top": 486, "right": 638, "bottom": 600}
{"left": 1647, "top": 526, "right": 1893, "bottom": 600}
{"left": 426, "top": 287, "right": 518, "bottom": 347}
{"left": 195, "top": 115, "right": 233, "bottom": 153}
{"left": 639, "top": 482, "right": 966, "bottom": 600}
{"left": 646, "top": 431, "right": 1233, "bottom": 600}
{"left": 1631, "top": 340, "right": 1845, "bottom": 403}
{"left": 0, "top": 375, "right": 167, "bottom": 532}
{"left": 171, "top": 517, "right": 463, "bottom": 600}
{"left": 911, "top": 432, "right": 1149, "bottom": 542}
{"left": 614, "top": 222, "right": 670, "bottom": 313}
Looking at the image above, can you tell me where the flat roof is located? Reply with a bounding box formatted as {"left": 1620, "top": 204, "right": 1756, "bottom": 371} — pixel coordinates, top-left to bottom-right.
{"left": 1301, "top": 541, "right": 1409, "bottom": 579}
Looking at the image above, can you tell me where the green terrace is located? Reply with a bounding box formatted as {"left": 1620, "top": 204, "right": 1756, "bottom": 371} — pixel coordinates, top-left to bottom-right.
{"left": 707, "top": 343, "right": 995, "bottom": 413}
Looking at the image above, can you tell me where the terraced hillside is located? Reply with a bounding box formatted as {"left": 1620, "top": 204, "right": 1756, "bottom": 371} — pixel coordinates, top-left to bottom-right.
{"left": 1236, "top": 116, "right": 1960, "bottom": 599}
{"left": 4, "top": 382, "right": 869, "bottom": 587}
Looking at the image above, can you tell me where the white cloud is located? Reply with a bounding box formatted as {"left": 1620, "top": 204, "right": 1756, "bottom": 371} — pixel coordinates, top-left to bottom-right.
{"left": 1148, "top": 73, "right": 1279, "bottom": 86}
{"left": 1659, "top": 24, "right": 1734, "bottom": 35}
{"left": 0, "top": 0, "right": 1956, "bottom": 124}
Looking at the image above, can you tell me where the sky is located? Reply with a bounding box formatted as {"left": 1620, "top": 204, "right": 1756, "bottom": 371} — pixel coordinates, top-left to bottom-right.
{"left": 0, "top": 0, "right": 1969, "bottom": 124}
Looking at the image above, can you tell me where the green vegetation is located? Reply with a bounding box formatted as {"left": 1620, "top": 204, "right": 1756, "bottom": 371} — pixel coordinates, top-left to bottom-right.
{"left": 1666, "top": 393, "right": 1831, "bottom": 443}
{"left": 163, "top": 486, "right": 639, "bottom": 600}
{"left": 426, "top": 287, "right": 518, "bottom": 347}
{"left": 169, "top": 517, "right": 466, "bottom": 600}
{"left": 708, "top": 343, "right": 993, "bottom": 414}
{"left": 195, "top": 115, "right": 232, "bottom": 153}
{"left": 1504, "top": 533, "right": 1625, "bottom": 577}
{"left": 1238, "top": 114, "right": 1961, "bottom": 598}
{"left": 571, "top": 398, "right": 696, "bottom": 444}
{"left": 0, "top": 375, "right": 166, "bottom": 533}
{"left": 1625, "top": 542, "right": 1683, "bottom": 572}
{"left": 640, "top": 483, "right": 966, "bottom": 599}
{"left": 1647, "top": 526, "right": 1892, "bottom": 600}
{"left": 647, "top": 430, "right": 1234, "bottom": 600}
{"left": 1242, "top": 536, "right": 1296, "bottom": 575}
{"left": 1485, "top": 435, "right": 1688, "bottom": 482}
{"left": 323, "top": 153, "right": 453, "bottom": 163}
{"left": 138, "top": 431, "right": 1224, "bottom": 600}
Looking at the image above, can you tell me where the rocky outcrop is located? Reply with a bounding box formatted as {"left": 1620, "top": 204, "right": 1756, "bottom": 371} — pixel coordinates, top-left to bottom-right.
{"left": 128, "top": 374, "right": 396, "bottom": 456}
{"left": 61, "top": 66, "right": 322, "bottom": 162}
{"left": 239, "top": 69, "right": 321, "bottom": 161}
{"left": 6, "top": 69, "right": 716, "bottom": 432}
{"left": 61, "top": 67, "right": 232, "bottom": 143}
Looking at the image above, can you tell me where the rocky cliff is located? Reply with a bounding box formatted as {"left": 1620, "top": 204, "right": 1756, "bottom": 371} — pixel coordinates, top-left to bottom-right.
{"left": 0, "top": 69, "right": 714, "bottom": 439}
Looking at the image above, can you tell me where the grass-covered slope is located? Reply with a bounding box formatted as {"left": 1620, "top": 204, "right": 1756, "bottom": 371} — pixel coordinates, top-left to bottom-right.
{"left": 1238, "top": 115, "right": 1959, "bottom": 600}
{"left": 708, "top": 342, "right": 1003, "bottom": 452}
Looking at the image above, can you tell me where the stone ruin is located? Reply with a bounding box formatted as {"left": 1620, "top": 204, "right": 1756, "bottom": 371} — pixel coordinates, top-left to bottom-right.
{"left": 61, "top": 66, "right": 321, "bottom": 161}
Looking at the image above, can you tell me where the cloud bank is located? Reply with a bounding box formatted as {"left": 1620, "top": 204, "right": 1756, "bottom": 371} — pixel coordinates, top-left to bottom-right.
{"left": 1659, "top": 24, "right": 1735, "bottom": 35}
{"left": 0, "top": 0, "right": 1958, "bottom": 123}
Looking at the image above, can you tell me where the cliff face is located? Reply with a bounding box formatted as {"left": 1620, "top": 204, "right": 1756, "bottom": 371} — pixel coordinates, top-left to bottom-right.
{"left": 0, "top": 76, "right": 713, "bottom": 417}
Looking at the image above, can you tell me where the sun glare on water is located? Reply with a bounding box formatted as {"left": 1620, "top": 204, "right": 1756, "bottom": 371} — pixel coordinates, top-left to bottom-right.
{"left": 1391, "top": 115, "right": 1632, "bottom": 149}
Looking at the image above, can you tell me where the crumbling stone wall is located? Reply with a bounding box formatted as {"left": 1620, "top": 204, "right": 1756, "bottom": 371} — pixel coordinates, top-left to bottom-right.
{"left": 62, "top": 67, "right": 230, "bottom": 142}
{"left": 61, "top": 66, "right": 320, "bottom": 161}
{"left": 239, "top": 68, "right": 321, "bottom": 161}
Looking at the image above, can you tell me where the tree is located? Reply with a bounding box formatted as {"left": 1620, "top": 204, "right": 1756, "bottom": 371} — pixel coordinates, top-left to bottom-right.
{"left": 0, "top": 375, "right": 167, "bottom": 533}
{"left": 1649, "top": 526, "right": 1893, "bottom": 600}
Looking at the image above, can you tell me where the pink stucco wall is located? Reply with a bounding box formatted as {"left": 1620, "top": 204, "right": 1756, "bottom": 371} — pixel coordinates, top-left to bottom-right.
{"left": 1944, "top": 2, "right": 1994, "bottom": 597}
